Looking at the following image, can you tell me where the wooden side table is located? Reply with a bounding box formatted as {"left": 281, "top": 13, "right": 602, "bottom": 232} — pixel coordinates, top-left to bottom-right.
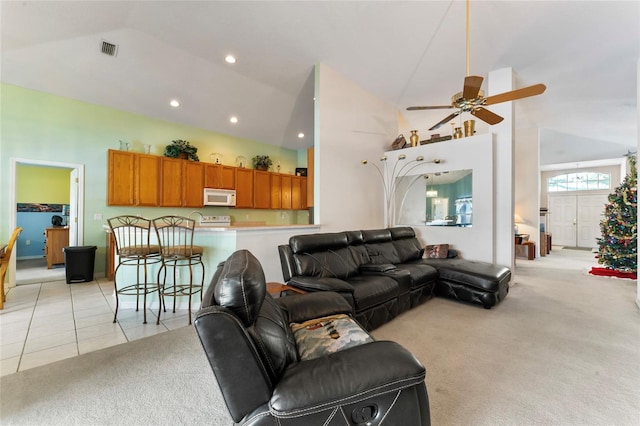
{"left": 266, "top": 282, "right": 306, "bottom": 297}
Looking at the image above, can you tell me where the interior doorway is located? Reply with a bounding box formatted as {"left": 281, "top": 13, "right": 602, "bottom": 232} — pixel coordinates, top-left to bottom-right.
{"left": 9, "top": 158, "right": 85, "bottom": 286}
{"left": 548, "top": 193, "right": 607, "bottom": 248}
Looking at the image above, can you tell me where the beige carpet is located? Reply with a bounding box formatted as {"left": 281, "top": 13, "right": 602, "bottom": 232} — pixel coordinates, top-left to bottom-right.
{"left": 1, "top": 248, "right": 638, "bottom": 425}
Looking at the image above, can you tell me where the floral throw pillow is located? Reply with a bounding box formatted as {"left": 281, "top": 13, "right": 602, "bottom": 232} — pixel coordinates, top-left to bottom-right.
{"left": 425, "top": 244, "right": 449, "bottom": 259}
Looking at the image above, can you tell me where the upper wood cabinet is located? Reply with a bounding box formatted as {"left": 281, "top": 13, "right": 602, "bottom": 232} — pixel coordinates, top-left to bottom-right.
{"left": 108, "top": 149, "right": 160, "bottom": 206}
{"left": 205, "top": 164, "right": 236, "bottom": 189}
{"left": 108, "top": 150, "right": 136, "bottom": 205}
{"left": 160, "top": 157, "right": 183, "bottom": 207}
{"left": 182, "top": 161, "right": 205, "bottom": 207}
{"left": 235, "top": 168, "right": 254, "bottom": 208}
{"left": 107, "top": 149, "right": 310, "bottom": 210}
{"left": 254, "top": 170, "right": 271, "bottom": 209}
{"left": 270, "top": 173, "right": 282, "bottom": 210}
{"left": 135, "top": 154, "right": 161, "bottom": 206}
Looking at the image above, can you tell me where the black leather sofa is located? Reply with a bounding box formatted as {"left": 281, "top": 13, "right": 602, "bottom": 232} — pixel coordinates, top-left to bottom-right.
{"left": 194, "top": 249, "right": 431, "bottom": 426}
{"left": 278, "top": 227, "right": 511, "bottom": 331}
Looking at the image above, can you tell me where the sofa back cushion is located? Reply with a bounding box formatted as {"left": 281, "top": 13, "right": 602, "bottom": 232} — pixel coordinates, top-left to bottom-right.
{"left": 346, "top": 230, "right": 371, "bottom": 267}
{"left": 361, "top": 229, "right": 401, "bottom": 264}
{"left": 211, "top": 250, "right": 297, "bottom": 382}
{"left": 389, "top": 227, "right": 424, "bottom": 263}
{"left": 289, "top": 232, "right": 359, "bottom": 279}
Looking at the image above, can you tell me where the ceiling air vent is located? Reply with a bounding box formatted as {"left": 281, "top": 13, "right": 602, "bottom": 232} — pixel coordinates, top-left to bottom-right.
{"left": 100, "top": 40, "right": 118, "bottom": 57}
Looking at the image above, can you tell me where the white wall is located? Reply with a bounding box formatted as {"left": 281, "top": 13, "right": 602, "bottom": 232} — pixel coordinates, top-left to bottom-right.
{"left": 386, "top": 134, "right": 495, "bottom": 263}
{"left": 515, "top": 128, "right": 541, "bottom": 255}
{"left": 314, "top": 63, "right": 399, "bottom": 232}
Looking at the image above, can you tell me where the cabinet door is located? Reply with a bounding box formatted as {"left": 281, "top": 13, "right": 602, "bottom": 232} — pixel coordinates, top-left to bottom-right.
{"left": 270, "top": 173, "right": 282, "bottom": 209}
{"left": 220, "top": 165, "right": 236, "bottom": 189}
{"left": 292, "top": 176, "right": 309, "bottom": 210}
{"left": 235, "top": 168, "right": 254, "bottom": 208}
{"left": 281, "top": 175, "right": 292, "bottom": 210}
{"left": 254, "top": 171, "right": 271, "bottom": 209}
{"left": 205, "top": 164, "right": 236, "bottom": 189}
{"left": 160, "top": 157, "right": 183, "bottom": 207}
{"left": 183, "top": 161, "right": 205, "bottom": 207}
{"left": 107, "top": 150, "right": 135, "bottom": 206}
{"left": 135, "top": 154, "right": 160, "bottom": 206}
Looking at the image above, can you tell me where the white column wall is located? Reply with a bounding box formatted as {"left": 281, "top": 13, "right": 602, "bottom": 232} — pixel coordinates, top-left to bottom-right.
{"left": 515, "top": 128, "right": 541, "bottom": 256}
{"left": 314, "top": 64, "right": 399, "bottom": 232}
{"left": 488, "top": 68, "right": 515, "bottom": 268}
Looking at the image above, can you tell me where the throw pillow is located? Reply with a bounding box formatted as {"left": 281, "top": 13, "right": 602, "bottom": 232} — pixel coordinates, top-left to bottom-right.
{"left": 425, "top": 244, "right": 449, "bottom": 259}
{"left": 291, "top": 314, "right": 374, "bottom": 361}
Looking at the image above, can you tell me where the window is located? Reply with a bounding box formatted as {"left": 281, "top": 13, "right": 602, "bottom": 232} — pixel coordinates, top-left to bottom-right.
{"left": 548, "top": 172, "right": 610, "bottom": 192}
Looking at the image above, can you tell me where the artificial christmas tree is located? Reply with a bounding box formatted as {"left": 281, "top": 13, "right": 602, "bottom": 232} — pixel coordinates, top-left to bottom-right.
{"left": 594, "top": 155, "right": 637, "bottom": 274}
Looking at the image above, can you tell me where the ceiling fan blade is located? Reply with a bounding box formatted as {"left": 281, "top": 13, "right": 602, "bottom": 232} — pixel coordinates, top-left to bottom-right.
{"left": 484, "top": 83, "right": 547, "bottom": 105}
{"left": 462, "top": 75, "right": 483, "bottom": 99}
{"left": 471, "top": 107, "right": 503, "bottom": 125}
{"left": 407, "top": 105, "right": 453, "bottom": 111}
{"left": 429, "top": 111, "right": 462, "bottom": 131}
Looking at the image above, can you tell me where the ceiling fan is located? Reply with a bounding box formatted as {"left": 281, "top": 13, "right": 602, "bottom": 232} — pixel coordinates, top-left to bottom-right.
{"left": 407, "top": 0, "right": 546, "bottom": 131}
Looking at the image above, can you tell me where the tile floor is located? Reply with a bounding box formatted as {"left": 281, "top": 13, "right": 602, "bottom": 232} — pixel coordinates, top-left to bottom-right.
{"left": 0, "top": 276, "right": 193, "bottom": 377}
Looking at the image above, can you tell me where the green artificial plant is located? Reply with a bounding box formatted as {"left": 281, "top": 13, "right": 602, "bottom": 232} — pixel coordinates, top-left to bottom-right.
{"left": 252, "top": 155, "right": 273, "bottom": 170}
{"left": 163, "top": 139, "right": 199, "bottom": 161}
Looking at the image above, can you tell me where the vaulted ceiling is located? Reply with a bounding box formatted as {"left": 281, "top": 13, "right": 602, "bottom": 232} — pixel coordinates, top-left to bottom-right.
{"left": 2, "top": 1, "right": 638, "bottom": 166}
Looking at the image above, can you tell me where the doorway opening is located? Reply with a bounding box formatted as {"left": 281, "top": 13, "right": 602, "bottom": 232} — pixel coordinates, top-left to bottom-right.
{"left": 9, "top": 158, "right": 85, "bottom": 286}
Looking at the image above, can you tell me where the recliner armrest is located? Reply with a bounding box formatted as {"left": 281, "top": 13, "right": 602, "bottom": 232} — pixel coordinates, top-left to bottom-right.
{"left": 359, "top": 263, "right": 396, "bottom": 273}
{"left": 270, "top": 340, "right": 426, "bottom": 417}
{"left": 288, "top": 276, "right": 354, "bottom": 293}
{"left": 277, "top": 291, "right": 354, "bottom": 323}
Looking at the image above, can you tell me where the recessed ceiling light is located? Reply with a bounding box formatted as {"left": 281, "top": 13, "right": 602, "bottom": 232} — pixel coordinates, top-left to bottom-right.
{"left": 230, "top": 116, "right": 238, "bottom": 124}
{"left": 169, "top": 99, "right": 180, "bottom": 107}
{"left": 297, "top": 133, "right": 305, "bottom": 138}
{"left": 225, "top": 55, "right": 236, "bottom": 64}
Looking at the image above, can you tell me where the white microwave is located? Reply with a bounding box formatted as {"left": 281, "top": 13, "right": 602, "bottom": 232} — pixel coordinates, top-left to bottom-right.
{"left": 203, "top": 188, "right": 236, "bottom": 206}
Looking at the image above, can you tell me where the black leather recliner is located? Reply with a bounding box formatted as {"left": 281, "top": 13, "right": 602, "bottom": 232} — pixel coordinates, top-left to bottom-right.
{"left": 194, "top": 249, "right": 431, "bottom": 425}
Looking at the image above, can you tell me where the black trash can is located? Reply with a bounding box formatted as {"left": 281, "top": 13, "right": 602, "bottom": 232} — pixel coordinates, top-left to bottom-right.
{"left": 63, "top": 246, "right": 97, "bottom": 284}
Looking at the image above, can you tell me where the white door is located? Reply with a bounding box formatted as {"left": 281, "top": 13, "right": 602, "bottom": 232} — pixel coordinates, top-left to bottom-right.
{"left": 69, "top": 168, "right": 79, "bottom": 246}
{"left": 576, "top": 194, "right": 608, "bottom": 248}
{"left": 549, "top": 196, "right": 577, "bottom": 246}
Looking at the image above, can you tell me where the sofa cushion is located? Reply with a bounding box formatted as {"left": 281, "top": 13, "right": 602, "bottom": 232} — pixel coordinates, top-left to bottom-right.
{"left": 395, "top": 262, "right": 439, "bottom": 289}
{"left": 293, "top": 246, "right": 359, "bottom": 279}
{"left": 361, "top": 229, "right": 402, "bottom": 264}
{"left": 420, "top": 258, "right": 511, "bottom": 292}
{"left": 214, "top": 249, "right": 266, "bottom": 327}
{"left": 347, "top": 274, "right": 399, "bottom": 311}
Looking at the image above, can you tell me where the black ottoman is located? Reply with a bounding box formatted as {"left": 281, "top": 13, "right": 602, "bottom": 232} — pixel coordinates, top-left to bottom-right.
{"left": 419, "top": 259, "right": 511, "bottom": 308}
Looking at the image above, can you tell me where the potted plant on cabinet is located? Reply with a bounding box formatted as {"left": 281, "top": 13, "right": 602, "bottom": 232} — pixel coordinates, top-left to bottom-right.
{"left": 252, "top": 155, "right": 273, "bottom": 171}
{"left": 163, "top": 139, "right": 199, "bottom": 161}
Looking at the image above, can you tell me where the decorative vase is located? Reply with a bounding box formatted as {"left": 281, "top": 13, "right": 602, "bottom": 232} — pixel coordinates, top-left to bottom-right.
{"left": 464, "top": 119, "right": 475, "bottom": 137}
{"left": 453, "top": 127, "right": 463, "bottom": 139}
{"left": 256, "top": 165, "right": 268, "bottom": 171}
{"left": 409, "top": 130, "right": 419, "bottom": 147}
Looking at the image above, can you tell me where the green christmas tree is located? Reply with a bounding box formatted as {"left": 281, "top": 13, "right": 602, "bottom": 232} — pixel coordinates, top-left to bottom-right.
{"left": 595, "top": 155, "right": 637, "bottom": 272}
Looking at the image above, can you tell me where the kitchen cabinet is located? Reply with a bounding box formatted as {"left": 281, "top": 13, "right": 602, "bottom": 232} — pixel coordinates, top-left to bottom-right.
{"left": 45, "top": 227, "right": 69, "bottom": 269}
{"left": 205, "top": 164, "right": 236, "bottom": 189}
{"left": 270, "top": 173, "right": 282, "bottom": 209}
{"left": 254, "top": 171, "right": 271, "bottom": 209}
{"left": 182, "top": 161, "right": 205, "bottom": 207}
{"left": 135, "top": 154, "right": 161, "bottom": 206}
{"left": 107, "top": 150, "right": 160, "bottom": 206}
{"left": 160, "top": 157, "right": 183, "bottom": 207}
{"left": 281, "top": 175, "right": 292, "bottom": 210}
{"left": 292, "top": 176, "right": 307, "bottom": 210}
{"left": 235, "top": 168, "right": 254, "bottom": 208}
{"left": 107, "top": 150, "right": 135, "bottom": 205}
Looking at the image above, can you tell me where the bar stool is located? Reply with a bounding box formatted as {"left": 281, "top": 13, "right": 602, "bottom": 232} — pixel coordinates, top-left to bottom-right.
{"left": 152, "top": 215, "right": 204, "bottom": 325}
{"left": 107, "top": 216, "right": 161, "bottom": 324}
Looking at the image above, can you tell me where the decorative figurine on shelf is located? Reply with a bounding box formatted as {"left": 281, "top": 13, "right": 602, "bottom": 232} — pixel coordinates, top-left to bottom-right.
{"left": 453, "top": 127, "right": 463, "bottom": 139}
{"left": 252, "top": 155, "right": 273, "bottom": 171}
{"left": 464, "top": 119, "right": 475, "bottom": 137}
{"left": 235, "top": 155, "right": 247, "bottom": 168}
{"left": 164, "top": 139, "right": 199, "bottom": 161}
{"left": 409, "top": 130, "right": 419, "bottom": 147}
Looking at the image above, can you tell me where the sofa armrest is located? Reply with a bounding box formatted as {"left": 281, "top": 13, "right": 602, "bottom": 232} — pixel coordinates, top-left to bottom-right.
{"left": 270, "top": 340, "right": 426, "bottom": 417}
{"left": 277, "top": 292, "right": 354, "bottom": 323}
{"left": 288, "top": 276, "right": 354, "bottom": 293}
{"left": 359, "top": 263, "right": 396, "bottom": 273}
